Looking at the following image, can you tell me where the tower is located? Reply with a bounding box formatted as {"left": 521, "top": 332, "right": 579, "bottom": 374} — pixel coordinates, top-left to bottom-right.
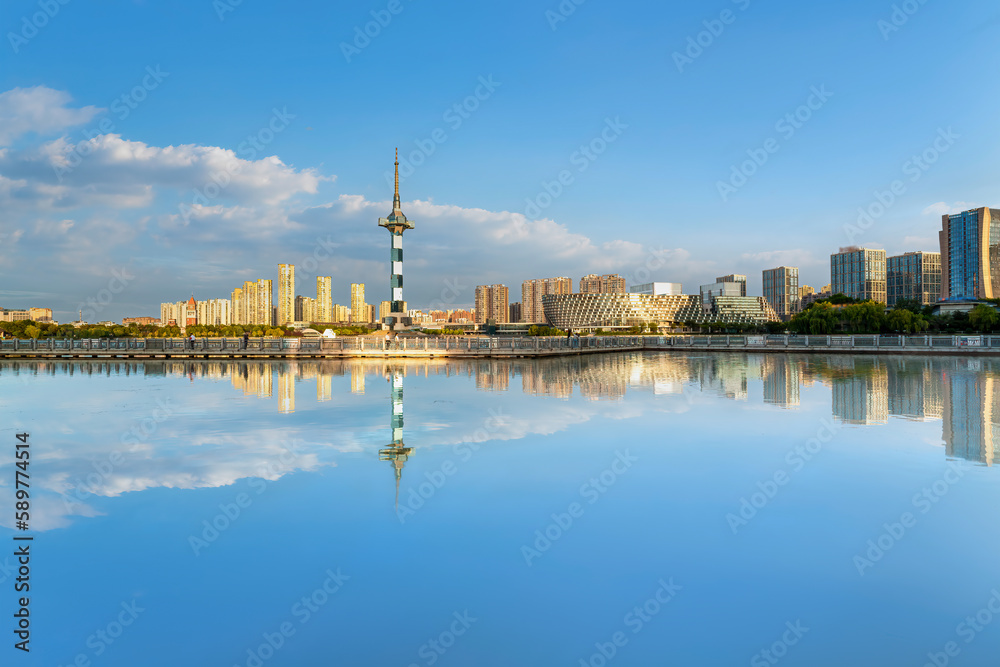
{"left": 378, "top": 149, "right": 415, "bottom": 329}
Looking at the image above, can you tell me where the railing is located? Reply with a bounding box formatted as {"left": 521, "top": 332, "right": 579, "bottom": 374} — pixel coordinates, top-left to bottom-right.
{"left": 644, "top": 335, "right": 1000, "bottom": 351}
{"left": 5, "top": 334, "right": 1000, "bottom": 356}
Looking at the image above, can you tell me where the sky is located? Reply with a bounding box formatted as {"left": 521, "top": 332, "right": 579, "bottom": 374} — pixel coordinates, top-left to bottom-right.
{"left": 0, "top": 0, "right": 998, "bottom": 321}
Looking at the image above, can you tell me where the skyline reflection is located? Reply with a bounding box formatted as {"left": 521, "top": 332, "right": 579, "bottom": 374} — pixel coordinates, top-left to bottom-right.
{"left": 2, "top": 352, "right": 998, "bottom": 532}
{"left": 3, "top": 354, "right": 999, "bottom": 468}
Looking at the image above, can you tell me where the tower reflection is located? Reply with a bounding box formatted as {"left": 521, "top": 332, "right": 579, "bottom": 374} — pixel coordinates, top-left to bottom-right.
{"left": 378, "top": 367, "right": 414, "bottom": 509}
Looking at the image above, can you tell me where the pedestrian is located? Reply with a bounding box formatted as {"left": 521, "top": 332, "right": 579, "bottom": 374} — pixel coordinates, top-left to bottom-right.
{"left": 242, "top": 332, "right": 249, "bottom": 350}
{"left": 188, "top": 333, "right": 195, "bottom": 349}
{"left": 385, "top": 332, "right": 391, "bottom": 350}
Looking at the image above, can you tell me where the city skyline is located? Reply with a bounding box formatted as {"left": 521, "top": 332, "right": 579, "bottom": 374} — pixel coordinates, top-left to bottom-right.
{"left": 2, "top": 1, "right": 997, "bottom": 322}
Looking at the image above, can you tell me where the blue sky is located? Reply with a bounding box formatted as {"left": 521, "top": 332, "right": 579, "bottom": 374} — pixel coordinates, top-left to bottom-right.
{"left": 1, "top": 0, "right": 998, "bottom": 321}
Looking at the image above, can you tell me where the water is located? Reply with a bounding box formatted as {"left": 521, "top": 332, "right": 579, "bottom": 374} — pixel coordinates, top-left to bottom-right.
{"left": 1, "top": 352, "right": 998, "bottom": 666}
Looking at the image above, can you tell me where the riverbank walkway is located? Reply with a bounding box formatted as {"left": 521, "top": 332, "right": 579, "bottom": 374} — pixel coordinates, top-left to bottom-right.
{"left": 2, "top": 334, "right": 1000, "bottom": 359}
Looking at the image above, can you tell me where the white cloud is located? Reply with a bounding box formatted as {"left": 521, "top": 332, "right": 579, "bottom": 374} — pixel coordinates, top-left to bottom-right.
{"left": 0, "top": 86, "right": 102, "bottom": 146}
{"left": 0, "top": 133, "right": 329, "bottom": 211}
{"left": 922, "top": 201, "right": 977, "bottom": 217}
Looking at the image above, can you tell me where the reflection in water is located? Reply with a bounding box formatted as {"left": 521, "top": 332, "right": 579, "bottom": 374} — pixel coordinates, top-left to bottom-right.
{"left": 378, "top": 368, "right": 413, "bottom": 509}
{"left": 2, "top": 353, "right": 1000, "bottom": 469}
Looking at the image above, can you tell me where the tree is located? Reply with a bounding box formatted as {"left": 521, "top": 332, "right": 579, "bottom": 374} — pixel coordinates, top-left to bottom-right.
{"left": 24, "top": 325, "right": 41, "bottom": 339}
{"left": 887, "top": 308, "right": 914, "bottom": 333}
{"left": 969, "top": 304, "right": 999, "bottom": 332}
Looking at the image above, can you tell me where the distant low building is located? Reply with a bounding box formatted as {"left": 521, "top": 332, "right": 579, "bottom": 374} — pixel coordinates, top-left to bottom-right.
{"left": 0, "top": 307, "right": 52, "bottom": 323}
{"left": 122, "top": 317, "right": 160, "bottom": 326}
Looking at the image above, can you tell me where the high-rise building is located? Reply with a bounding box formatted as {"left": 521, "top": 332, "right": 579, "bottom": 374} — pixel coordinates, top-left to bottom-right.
{"left": 509, "top": 301, "right": 522, "bottom": 323}
{"left": 716, "top": 274, "right": 747, "bottom": 297}
{"left": 579, "top": 274, "right": 626, "bottom": 295}
{"left": 316, "top": 277, "right": 332, "bottom": 322}
{"left": 887, "top": 252, "right": 942, "bottom": 306}
{"left": 522, "top": 277, "right": 572, "bottom": 323}
{"left": 762, "top": 266, "right": 799, "bottom": 320}
{"left": 160, "top": 301, "right": 185, "bottom": 326}
{"left": 831, "top": 247, "right": 886, "bottom": 303}
{"left": 366, "top": 304, "right": 377, "bottom": 324}
{"left": 230, "top": 288, "right": 244, "bottom": 325}
{"left": 475, "top": 285, "right": 509, "bottom": 323}
{"left": 333, "top": 304, "right": 350, "bottom": 322}
{"left": 379, "top": 301, "right": 392, "bottom": 322}
{"left": 295, "top": 296, "right": 315, "bottom": 323}
{"left": 232, "top": 279, "right": 272, "bottom": 325}
{"left": 938, "top": 207, "right": 1000, "bottom": 301}
{"left": 196, "top": 299, "right": 232, "bottom": 326}
{"left": 350, "top": 283, "right": 366, "bottom": 324}
{"left": 256, "top": 280, "right": 273, "bottom": 325}
{"left": 278, "top": 264, "right": 295, "bottom": 325}
{"left": 377, "top": 149, "right": 415, "bottom": 328}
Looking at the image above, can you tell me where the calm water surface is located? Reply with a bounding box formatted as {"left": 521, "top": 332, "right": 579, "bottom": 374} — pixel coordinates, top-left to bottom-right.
{"left": 1, "top": 352, "right": 999, "bottom": 666}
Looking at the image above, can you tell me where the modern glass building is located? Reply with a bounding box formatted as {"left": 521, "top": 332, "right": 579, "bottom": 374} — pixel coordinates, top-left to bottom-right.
{"left": 886, "top": 251, "right": 941, "bottom": 306}
{"left": 716, "top": 274, "right": 747, "bottom": 296}
{"left": 939, "top": 207, "right": 1000, "bottom": 300}
{"left": 830, "top": 247, "right": 886, "bottom": 303}
{"left": 762, "top": 266, "right": 799, "bottom": 321}
{"left": 541, "top": 293, "right": 778, "bottom": 331}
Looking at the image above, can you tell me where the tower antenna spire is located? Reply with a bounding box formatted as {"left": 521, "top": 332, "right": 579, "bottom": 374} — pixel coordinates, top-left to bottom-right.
{"left": 393, "top": 147, "right": 400, "bottom": 211}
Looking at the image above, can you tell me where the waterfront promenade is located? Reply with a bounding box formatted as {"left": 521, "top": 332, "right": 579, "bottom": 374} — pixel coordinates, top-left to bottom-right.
{"left": 2, "top": 334, "right": 1000, "bottom": 359}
